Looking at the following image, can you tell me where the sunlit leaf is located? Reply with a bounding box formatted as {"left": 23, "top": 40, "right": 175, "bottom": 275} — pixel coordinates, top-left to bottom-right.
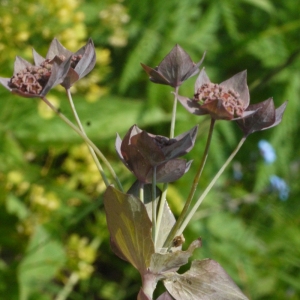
{"left": 164, "top": 259, "right": 248, "bottom": 300}
{"left": 103, "top": 186, "right": 154, "bottom": 273}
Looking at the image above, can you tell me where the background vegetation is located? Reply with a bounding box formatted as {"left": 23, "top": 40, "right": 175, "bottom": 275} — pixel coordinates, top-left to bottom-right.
{"left": 0, "top": 0, "right": 299, "bottom": 299}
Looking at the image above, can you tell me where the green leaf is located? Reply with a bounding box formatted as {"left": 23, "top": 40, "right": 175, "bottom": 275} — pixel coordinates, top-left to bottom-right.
{"left": 164, "top": 259, "right": 248, "bottom": 300}
{"left": 150, "top": 239, "right": 201, "bottom": 274}
{"left": 18, "top": 226, "right": 65, "bottom": 300}
{"left": 103, "top": 186, "right": 155, "bottom": 273}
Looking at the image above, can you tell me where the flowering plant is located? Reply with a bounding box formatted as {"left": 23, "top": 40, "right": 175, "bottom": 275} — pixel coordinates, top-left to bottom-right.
{"left": 0, "top": 39, "right": 287, "bottom": 299}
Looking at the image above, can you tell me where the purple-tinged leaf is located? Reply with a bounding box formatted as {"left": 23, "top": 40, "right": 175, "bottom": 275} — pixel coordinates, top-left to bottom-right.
{"left": 141, "top": 44, "right": 205, "bottom": 87}
{"left": 156, "top": 292, "right": 174, "bottom": 300}
{"left": 46, "top": 38, "right": 73, "bottom": 60}
{"left": 14, "top": 56, "right": 32, "bottom": 74}
{"left": 236, "top": 98, "right": 287, "bottom": 136}
{"left": 103, "top": 186, "right": 154, "bottom": 273}
{"left": 220, "top": 70, "right": 249, "bottom": 109}
{"left": 164, "top": 259, "right": 248, "bottom": 300}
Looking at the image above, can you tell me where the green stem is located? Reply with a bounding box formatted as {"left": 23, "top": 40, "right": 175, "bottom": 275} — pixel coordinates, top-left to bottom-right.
{"left": 156, "top": 87, "right": 179, "bottom": 249}
{"left": 155, "top": 182, "right": 168, "bottom": 246}
{"left": 55, "top": 272, "right": 79, "bottom": 300}
{"left": 152, "top": 166, "right": 157, "bottom": 248}
{"left": 163, "top": 118, "right": 216, "bottom": 248}
{"left": 41, "top": 96, "right": 123, "bottom": 191}
{"left": 66, "top": 88, "right": 109, "bottom": 186}
{"left": 139, "top": 182, "right": 144, "bottom": 204}
{"left": 177, "top": 135, "right": 247, "bottom": 235}
{"left": 170, "top": 86, "right": 179, "bottom": 139}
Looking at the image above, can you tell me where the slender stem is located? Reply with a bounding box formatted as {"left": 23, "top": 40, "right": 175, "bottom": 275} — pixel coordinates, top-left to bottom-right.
{"left": 55, "top": 272, "right": 79, "bottom": 300}
{"left": 177, "top": 135, "right": 247, "bottom": 236}
{"left": 170, "top": 86, "right": 179, "bottom": 139}
{"left": 40, "top": 96, "right": 123, "bottom": 191}
{"left": 163, "top": 118, "right": 216, "bottom": 248}
{"left": 155, "top": 183, "right": 168, "bottom": 246}
{"left": 139, "top": 182, "right": 144, "bottom": 204}
{"left": 155, "top": 87, "right": 179, "bottom": 248}
{"left": 66, "top": 88, "right": 109, "bottom": 185}
{"left": 152, "top": 166, "right": 157, "bottom": 248}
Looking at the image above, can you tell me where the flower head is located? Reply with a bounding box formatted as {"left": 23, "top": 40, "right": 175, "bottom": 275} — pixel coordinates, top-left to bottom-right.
{"left": 32, "top": 38, "right": 96, "bottom": 89}
{"left": 116, "top": 125, "right": 198, "bottom": 183}
{"left": 177, "top": 68, "right": 252, "bottom": 120}
{"left": 0, "top": 55, "right": 71, "bottom": 98}
{"left": 141, "top": 44, "right": 205, "bottom": 88}
{"left": 236, "top": 98, "right": 287, "bottom": 136}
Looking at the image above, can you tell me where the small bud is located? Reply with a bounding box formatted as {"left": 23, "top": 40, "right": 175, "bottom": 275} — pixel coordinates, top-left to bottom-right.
{"left": 116, "top": 125, "right": 198, "bottom": 183}
{"left": 141, "top": 44, "right": 205, "bottom": 88}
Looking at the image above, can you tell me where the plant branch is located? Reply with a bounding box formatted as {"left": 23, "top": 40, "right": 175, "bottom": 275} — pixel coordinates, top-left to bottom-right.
{"left": 163, "top": 118, "right": 216, "bottom": 248}
{"left": 177, "top": 135, "right": 247, "bottom": 235}
{"left": 66, "top": 88, "right": 109, "bottom": 186}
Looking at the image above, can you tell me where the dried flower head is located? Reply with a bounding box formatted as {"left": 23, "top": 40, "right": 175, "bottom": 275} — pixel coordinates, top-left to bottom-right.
{"left": 33, "top": 38, "right": 96, "bottom": 89}
{"left": 177, "top": 68, "right": 253, "bottom": 120}
{"left": 116, "top": 125, "right": 198, "bottom": 183}
{"left": 141, "top": 44, "right": 205, "bottom": 88}
{"left": 0, "top": 55, "right": 71, "bottom": 98}
{"left": 236, "top": 98, "right": 287, "bottom": 136}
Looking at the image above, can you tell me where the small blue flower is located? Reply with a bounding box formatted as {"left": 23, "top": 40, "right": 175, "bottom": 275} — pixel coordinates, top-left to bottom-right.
{"left": 269, "top": 175, "right": 289, "bottom": 201}
{"left": 258, "top": 140, "right": 276, "bottom": 164}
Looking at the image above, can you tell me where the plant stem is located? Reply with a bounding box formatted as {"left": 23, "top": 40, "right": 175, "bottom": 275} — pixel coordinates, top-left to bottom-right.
{"left": 152, "top": 166, "right": 157, "bottom": 248}
{"left": 139, "top": 182, "right": 144, "bottom": 204}
{"left": 66, "top": 88, "right": 109, "bottom": 185}
{"left": 170, "top": 86, "right": 179, "bottom": 139}
{"left": 176, "top": 135, "right": 247, "bottom": 235}
{"left": 155, "top": 183, "right": 168, "bottom": 246}
{"left": 163, "top": 118, "right": 216, "bottom": 248}
{"left": 41, "top": 96, "right": 123, "bottom": 191}
{"left": 156, "top": 87, "right": 179, "bottom": 248}
{"left": 55, "top": 272, "right": 79, "bottom": 300}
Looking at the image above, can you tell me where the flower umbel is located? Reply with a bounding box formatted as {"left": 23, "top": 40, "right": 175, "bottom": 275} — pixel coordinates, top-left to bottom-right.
{"left": 236, "top": 98, "right": 287, "bottom": 137}
{"left": 33, "top": 38, "right": 96, "bottom": 89}
{"left": 0, "top": 55, "right": 71, "bottom": 98}
{"left": 178, "top": 68, "right": 252, "bottom": 120}
{"left": 116, "top": 125, "right": 198, "bottom": 183}
{"left": 141, "top": 44, "right": 205, "bottom": 88}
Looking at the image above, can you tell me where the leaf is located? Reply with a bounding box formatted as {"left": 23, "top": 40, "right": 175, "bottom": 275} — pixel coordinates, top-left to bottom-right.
{"left": 18, "top": 226, "right": 66, "bottom": 300}
{"left": 103, "top": 185, "right": 155, "bottom": 273}
{"left": 164, "top": 259, "right": 248, "bottom": 300}
{"left": 127, "top": 180, "right": 176, "bottom": 250}
{"left": 156, "top": 292, "right": 174, "bottom": 300}
{"left": 150, "top": 239, "right": 201, "bottom": 274}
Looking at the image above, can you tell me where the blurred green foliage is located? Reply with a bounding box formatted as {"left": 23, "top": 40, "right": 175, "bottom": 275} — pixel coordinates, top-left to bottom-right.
{"left": 0, "top": 0, "right": 300, "bottom": 299}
